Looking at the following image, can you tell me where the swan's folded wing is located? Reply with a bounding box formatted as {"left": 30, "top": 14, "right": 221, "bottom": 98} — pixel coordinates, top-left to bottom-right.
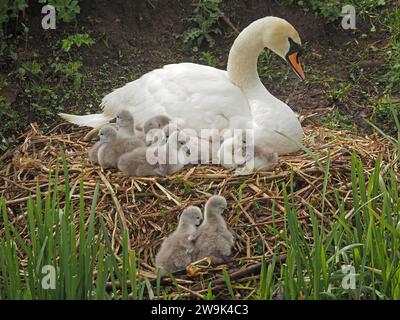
{"left": 100, "top": 63, "right": 252, "bottom": 131}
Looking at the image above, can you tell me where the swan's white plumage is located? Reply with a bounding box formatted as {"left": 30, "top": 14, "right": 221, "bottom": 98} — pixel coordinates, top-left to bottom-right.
{"left": 59, "top": 17, "right": 305, "bottom": 155}
{"left": 87, "top": 63, "right": 252, "bottom": 133}
{"left": 58, "top": 113, "right": 112, "bottom": 128}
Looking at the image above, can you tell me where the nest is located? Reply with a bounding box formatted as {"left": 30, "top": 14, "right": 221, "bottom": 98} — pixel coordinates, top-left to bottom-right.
{"left": 0, "top": 118, "right": 397, "bottom": 298}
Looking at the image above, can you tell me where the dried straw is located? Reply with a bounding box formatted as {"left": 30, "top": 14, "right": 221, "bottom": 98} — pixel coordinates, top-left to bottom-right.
{"left": 0, "top": 118, "right": 397, "bottom": 298}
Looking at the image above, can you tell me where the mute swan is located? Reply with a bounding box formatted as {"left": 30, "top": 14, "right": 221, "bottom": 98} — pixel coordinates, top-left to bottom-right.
{"left": 155, "top": 206, "right": 203, "bottom": 274}
{"left": 111, "top": 110, "right": 146, "bottom": 141}
{"left": 143, "top": 115, "right": 172, "bottom": 134}
{"left": 96, "top": 127, "right": 145, "bottom": 169}
{"left": 218, "top": 131, "right": 279, "bottom": 174}
{"left": 118, "top": 130, "right": 190, "bottom": 176}
{"left": 189, "top": 195, "right": 234, "bottom": 264}
{"left": 59, "top": 16, "right": 305, "bottom": 155}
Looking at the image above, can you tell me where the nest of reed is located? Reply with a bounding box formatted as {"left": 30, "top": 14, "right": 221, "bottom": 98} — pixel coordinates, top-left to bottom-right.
{"left": 0, "top": 116, "right": 396, "bottom": 298}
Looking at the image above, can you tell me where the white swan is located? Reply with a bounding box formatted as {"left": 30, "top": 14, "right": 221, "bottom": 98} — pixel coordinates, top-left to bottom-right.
{"left": 59, "top": 16, "right": 305, "bottom": 155}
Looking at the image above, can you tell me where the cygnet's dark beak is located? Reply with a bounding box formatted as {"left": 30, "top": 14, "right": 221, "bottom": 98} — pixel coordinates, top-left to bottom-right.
{"left": 182, "top": 145, "right": 191, "bottom": 156}
{"left": 91, "top": 135, "right": 100, "bottom": 142}
{"left": 196, "top": 219, "right": 203, "bottom": 227}
{"left": 109, "top": 118, "right": 117, "bottom": 124}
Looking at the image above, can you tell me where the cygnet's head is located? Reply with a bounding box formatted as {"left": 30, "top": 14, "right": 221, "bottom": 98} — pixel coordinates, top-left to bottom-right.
{"left": 260, "top": 146, "right": 279, "bottom": 164}
{"left": 143, "top": 115, "right": 171, "bottom": 134}
{"left": 218, "top": 136, "right": 248, "bottom": 169}
{"left": 205, "top": 195, "right": 228, "bottom": 216}
{"left": 162, "top": 123, "right": 180, "bottom": 140}
{"left": 168, "top": 131, "right": 190, "bottom": 154}
{"left": 113, "top": 110, "right": 134, "bottom": 128}
{"left": 180, "top": 206, "right": 203, "bottom": 227}
{"left": 261, "top": 17, "right": 304, "bottom": 80}
{"left": 98, "top": 126, "right": 117, "bottom": 143}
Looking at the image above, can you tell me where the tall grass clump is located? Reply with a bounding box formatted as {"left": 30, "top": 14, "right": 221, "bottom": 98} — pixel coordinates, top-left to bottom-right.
{"left": 0, "top": 155, "right": 158, "bottom": 300}
{"left": 256, "top": 127, "right": 400, "bottom": 300}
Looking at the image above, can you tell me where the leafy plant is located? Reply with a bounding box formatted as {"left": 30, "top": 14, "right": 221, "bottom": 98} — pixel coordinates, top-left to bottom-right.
{"left": 381, "top": 7, "right": 400, "bottom": 94}
{"left": 200, "top": 51, "right": 218, "bottom": 67}
{"left": 0, "top": 96, "right": 18, "bottom": 151}
{"left": 288, "top": 0, "right": 343, "bottom": 22}
{"left": 0, "top": 0, "right": 28, "bottom": 34}
{"left": 38, "top": 0, "right": 80, "bottom": 23}
{"left": 61, "top": 33, "right": 95, "bottom": 52}
{"left": 327, "top": 82, "right": 352, "bottom": 104}
{"left": 321, "top": 108, "right": 353, "bottom": 131}
{"left": 52, "top": 60, "right": 83, "bottom": 88}
{"left": 182, "top": 0, "right": 223, "bottom": 51}
{"left": 258, "top": 50, "right": 277, "bottom": 80}
{"left": 288, "top": 0, "right": 387, "bottom": 22}
{"left": 370, "top": 97, "right": 400, "bottom": 135}
{"left": 18, "top": 61, "right": 42, "bottom": 79}
{"left": 0, "top": 0, "right": 28, "bottom": 59}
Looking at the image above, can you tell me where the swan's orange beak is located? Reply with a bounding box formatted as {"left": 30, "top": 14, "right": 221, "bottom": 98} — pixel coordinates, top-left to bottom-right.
{"left": 287, "top": 52, "right": 305, "bottom": 81}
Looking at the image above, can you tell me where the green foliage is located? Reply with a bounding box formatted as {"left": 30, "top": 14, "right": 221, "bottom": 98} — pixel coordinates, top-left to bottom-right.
{"left": 182, "top": 0, "right": 223, "bottom": 51}
{"left": 258, "top": 50, "right": 277, "bottom": 80}
{"left": 0, "top": 96, "right": 19, "bottom": 151}
{"left": 381, "top": 7, "right": 400, "bottom": 94}
{"left": 257, "top": 49, "right": 290, "bottom": 83}
{"left": 200, "top": 51, "right": 218, "bottom": 67}
{"left": 327, "top": 82, "right": 352, "bottom": 104}
{"left": 289, "top": 0, "right": 387, "bottom": 22}
{"left": 255, "top": 152, "right": 400, "bottom": 299}
{"left": 18, "top": 61, "right": 42, "bottom": 78}
{"left": 61, "top": 33, "right": 95, "bottom": 52}
{"left": 0, "top": 0, "right": 28, "bottom": 30}
{"left": 2, "top": 143, "right": 400, "bottom": 299}
{"left": 291, "top": 0, "right": 342, "bottom": 22}
{"left": 38, "top": 0, "right": 80, "bottom": 23}
{"left": 52, "top": 60, "right": 83, "bottom": 88}
{"left": 321, "top": 108, "right": 353, "bottom": 131}
{"left": 370, "top": 97, "right": 400, "bottom": 135}
{"left": 0, "top": 159, "right": 156, "bottom": 299}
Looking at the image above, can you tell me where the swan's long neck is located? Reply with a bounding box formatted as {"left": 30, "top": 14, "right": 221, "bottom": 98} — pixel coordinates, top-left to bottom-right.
{"left": 227, "top": 19, "right": 269, "bottom": 90}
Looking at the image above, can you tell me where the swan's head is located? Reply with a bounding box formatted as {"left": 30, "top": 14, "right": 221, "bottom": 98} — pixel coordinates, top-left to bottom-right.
{"left": 98, "top": 126, "right": 117, "bottom": 143}
{"left": 143, "top": 115, "right": 171, "bottom": 134}
{"left": 180, "top": 206, "right": 203, "bottom": 227}
{"left": 205, "top": 195, "right": 228, "bottom": 217}
{"left": 218, "top": 137, "right": 243, "bottom": 169}
{"left": 168, "top": 130, "right": 191, "bottom": 156}
{"left": 262, "top": 17, "right": 305, "bottom": 81}
{"left": 113, "top": 110, "right": 134, "bottom": 128}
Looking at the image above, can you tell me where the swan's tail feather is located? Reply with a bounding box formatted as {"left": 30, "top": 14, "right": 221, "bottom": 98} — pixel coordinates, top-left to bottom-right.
{"left": 58, "top": 113, "right": 112, "bottom": 128}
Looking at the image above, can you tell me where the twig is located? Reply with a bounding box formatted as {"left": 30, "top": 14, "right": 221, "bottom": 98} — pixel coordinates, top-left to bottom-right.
{"left": 97, "top": 170, "right": 129, "bottom": 232}
{"left": 221, "top": 14, "right": 240, "bottom": 35}
{"left": 192, "top": 255, "right": 286, "bottom": 291}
